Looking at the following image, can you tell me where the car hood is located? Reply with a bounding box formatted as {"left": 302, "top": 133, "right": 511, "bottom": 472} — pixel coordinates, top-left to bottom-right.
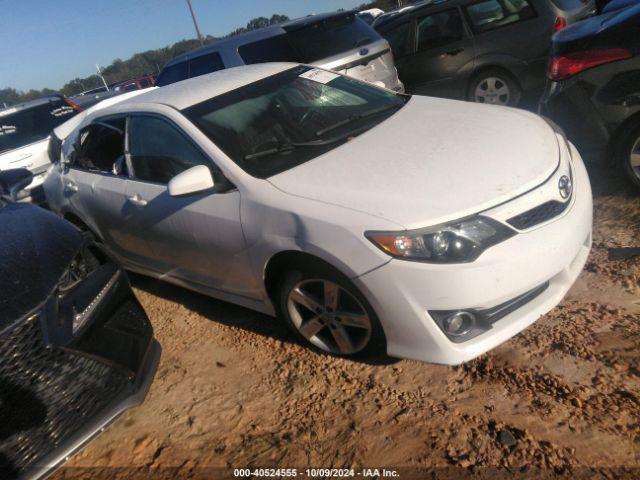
{"left": 0, "top": 203, "right": 81, "bottom": 331}
{"left": 268, "top": 96, "right": 560, "bottom": 229}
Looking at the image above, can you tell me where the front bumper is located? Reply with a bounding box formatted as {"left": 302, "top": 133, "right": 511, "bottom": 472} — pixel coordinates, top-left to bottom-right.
{"left": 0, "top": 265, "right": 160, "bottom": 480}
{"left": 355, "top": 144, "right": 593, "bottom": 365}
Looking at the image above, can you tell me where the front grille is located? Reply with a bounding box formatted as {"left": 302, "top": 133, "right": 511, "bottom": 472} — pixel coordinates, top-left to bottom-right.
{"left": 0, "top": 314, "right": 130, "bottom": 477}
{"left": 507, "top": 200, "right": 569, "bottom": 230}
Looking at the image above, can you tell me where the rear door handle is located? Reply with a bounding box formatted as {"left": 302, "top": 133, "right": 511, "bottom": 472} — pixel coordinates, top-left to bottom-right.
{"left": 64, "top": 181, "right": 78, "bottom": 193}
{"left": 127, "top": 194, "right": 147, "bottom": 207}
{"left": 445, "top": 47, "right": 464, "bottom": 56}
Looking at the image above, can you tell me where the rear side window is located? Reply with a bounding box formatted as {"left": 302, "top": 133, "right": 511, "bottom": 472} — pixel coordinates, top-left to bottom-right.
{"left": 188, "top": 52, "right": 225, "bottom": 78}
{"left": 129, "top": 116, "right": 210, "bottom": 184}
{"left": 155, "top": 61, "right": 188, "bottom": 86}
{"left": 0, "top": 99, "right": 77, "bottom": 154}
{"left": 381, "top": 22, "right": 412, "bottom": 57}
{"left": 465, "top": 0, "right": 536, "bottom": 33}
{"left": 74, "top": 118, "right": 126, "bottom": 173}
{"left": 285, "top": 14, "right": 382, "bottom": 62}
{"left": 416, "top": 9, "right": 464, "bottom": 50}
{"left": 239, "top": 35, "right": 302, "bottom": 64}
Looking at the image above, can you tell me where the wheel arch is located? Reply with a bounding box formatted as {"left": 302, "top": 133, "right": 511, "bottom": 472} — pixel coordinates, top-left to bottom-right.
{"left": 62, "top": 211, "right": 103, "bottom": 240}
{"left": 608, "top": 110, "right": 640, "bottom": 164}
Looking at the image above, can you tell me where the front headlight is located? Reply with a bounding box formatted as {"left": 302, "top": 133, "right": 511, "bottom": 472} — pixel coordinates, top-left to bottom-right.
{"left": 366, "top": 216, "right": 516, "bottom": 263}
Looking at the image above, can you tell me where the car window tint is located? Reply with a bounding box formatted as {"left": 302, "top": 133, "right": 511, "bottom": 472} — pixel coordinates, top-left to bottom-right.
{"left": 0, "top": 99, "right": 77, "bottom": 154}
{"left": 238, "top": 35, "right": 302, "bottom": 64}
{"left": 188, "top": 52, "right": 224, "bottom": 78}
{"left": 284, "top": 14, "right": 381, "bottom": 62}
{"left": 75, "top": 118, "right": 126, "bottom": 174}
{"left": 465, "top": 0, "right": 536, "bottom": 33}
{"left": 155, "top": 61, "right": 188, "bottom": 86}
{"left": 416, "top": 9, "right": 463, "bottom": 51}
{"left": 382, "top": 22, "right": 412, "bottom": 57}
{"left": 129, "top": 116, "right": 210, "bottom": 184}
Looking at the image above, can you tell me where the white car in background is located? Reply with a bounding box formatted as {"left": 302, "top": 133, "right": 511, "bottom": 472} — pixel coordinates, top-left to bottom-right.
{"left": 0, "top": 95, "right": 79, "bottom": 202}
{"left": 44, "top": 64, "right": 592, "bottom": 365}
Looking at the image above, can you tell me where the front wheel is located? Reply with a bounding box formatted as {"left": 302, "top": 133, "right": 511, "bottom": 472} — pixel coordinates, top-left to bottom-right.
{"left": 278, "top": 264, "right": 385, "bottom": 357}
{"left": 618, "top": 122, "right": 640, "bottom": 190}
{"left": 468, "top": 69, "right": 521, "bottom": 107}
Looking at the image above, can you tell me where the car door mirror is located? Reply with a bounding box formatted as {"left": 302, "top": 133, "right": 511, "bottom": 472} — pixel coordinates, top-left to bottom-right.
{"left": 0, "top": 168, "right": 33, "bottom": 202}
{"left": 168, "top": 165, "right": 214, "bottom": 197}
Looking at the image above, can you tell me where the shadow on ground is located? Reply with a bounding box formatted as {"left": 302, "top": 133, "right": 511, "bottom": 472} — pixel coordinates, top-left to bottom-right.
{"left": 129, "top": 273, "right": 399, "bottom": 366}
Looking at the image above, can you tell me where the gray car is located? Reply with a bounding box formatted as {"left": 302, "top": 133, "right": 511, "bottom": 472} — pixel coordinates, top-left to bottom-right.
{"left": 155, "top": 11, "right": 404, "bottom": 92}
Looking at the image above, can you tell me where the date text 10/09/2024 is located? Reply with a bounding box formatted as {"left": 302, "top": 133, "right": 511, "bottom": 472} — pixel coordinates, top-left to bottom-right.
{"left": 233, "top": 468, "right": 400, "bottom": 478}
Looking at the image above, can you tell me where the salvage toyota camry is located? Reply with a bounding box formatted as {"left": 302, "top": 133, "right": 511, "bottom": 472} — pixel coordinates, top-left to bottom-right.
{"left": 44, "top": 63, "right": 592, "bottom": 365}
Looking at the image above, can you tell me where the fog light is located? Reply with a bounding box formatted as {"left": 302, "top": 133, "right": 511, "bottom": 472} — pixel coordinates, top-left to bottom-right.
{"left": 443, "top": 311, "right": 476, "bottom": 337}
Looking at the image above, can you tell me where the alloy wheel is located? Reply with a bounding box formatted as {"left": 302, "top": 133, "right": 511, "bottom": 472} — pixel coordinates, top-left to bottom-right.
{"left": 630, "top": 136, "right": 640, "bottom": 181}
{"left": 474, "top": 77, "right": 510, "bottom": 105}
{"left": 286, "top": 279, "right": 372, "bottom": 355}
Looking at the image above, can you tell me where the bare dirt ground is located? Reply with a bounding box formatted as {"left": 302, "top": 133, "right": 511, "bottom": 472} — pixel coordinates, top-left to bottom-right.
{"left": 55, "top": 164, "right": 639, "bottom": 480}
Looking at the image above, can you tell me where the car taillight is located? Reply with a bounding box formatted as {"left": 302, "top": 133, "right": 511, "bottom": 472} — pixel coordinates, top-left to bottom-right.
{"left": 548, "top": 48, "right": 633, "bottom": 81}
{"left": 64, "top": 97, "right": 82, "bottom": 112}
{"left": 553, "top": 16, "right": 567, "bottom": 32}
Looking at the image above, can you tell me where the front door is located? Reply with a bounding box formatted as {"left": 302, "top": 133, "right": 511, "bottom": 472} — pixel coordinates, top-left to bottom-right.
{"left": 123, "top": 114, "right": 251, "bottom": 295}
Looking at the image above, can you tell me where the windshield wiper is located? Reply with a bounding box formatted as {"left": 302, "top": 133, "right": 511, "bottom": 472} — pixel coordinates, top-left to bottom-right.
{"left": 244, "top": 136, "right": 349, "bottom": 160}
{"left": 315, "top": 104, "right": 399, "bottom": 137}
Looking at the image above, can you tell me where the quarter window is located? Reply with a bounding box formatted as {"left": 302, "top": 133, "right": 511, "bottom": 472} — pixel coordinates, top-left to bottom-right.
{"left": 129, "top": 116, "right": 211, "bottom": 184}
{"left": 465, "top": 0, "right": 536, "bottom": 33}
{"left": 74, "top": 118, "right": 126, "bottom": 174}
{"left": 416, "top": 9, "right": 463, "bottom": 51}
{"left": 382, "top": 22, "right": 412, "bottom": 57}
{"left": 188, "top": 52, "right": 224, "bottom": 78}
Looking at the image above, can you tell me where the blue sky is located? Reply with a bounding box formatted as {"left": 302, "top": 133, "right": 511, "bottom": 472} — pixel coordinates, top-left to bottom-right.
{"left": 0, "top": 0, "right": 365, "bottom": 91}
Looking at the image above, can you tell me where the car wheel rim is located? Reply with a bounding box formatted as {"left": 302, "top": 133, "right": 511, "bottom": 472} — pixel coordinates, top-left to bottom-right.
{"left": 287, "top": 279, "right": 372, "bottom": 355}
{"left": 474, "top": 77, "right": 510, "bottom": 105}
{"left": 630, "top": 136, "right": 640, "bottom": 180}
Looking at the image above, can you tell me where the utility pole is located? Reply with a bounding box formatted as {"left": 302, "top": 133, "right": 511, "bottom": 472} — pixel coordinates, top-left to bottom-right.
{"left": 96, "top": 64, "right": 109, "bottom": 91}
{"left": 186, "top": 0, "right": 205, "bottom": 46}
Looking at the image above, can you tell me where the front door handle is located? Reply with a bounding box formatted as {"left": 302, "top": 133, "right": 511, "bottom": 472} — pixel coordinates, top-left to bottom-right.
{"left": 127, "top": 194, "right": 147, "bottom": 207}
{"left": 64, "top": 181, "right": 78, "bottom": 194}
{"left": 445, "top": 47, "right": 464, "bottom": 56}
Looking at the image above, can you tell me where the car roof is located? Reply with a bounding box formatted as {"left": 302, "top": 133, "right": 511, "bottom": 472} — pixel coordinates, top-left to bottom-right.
{"left": 106, "top": 62, "right": 296, "bottom": 112}
{"left": 164, "top": 11, "right": 359, "bottom": 67}
{"left": 0, "top": 95, "right": 65, "bottom": 116}
{"left": 373, "top": 0, "right": 452, "bottom": 28}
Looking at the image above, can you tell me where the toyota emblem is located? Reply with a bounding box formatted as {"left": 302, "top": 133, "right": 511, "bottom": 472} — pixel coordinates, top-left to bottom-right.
{"left": 558, "top": 175, "right": 572, "bottom": 199}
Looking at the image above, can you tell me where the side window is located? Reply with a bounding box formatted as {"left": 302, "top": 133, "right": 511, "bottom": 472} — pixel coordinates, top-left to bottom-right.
{"left": 381, "top": 22, "right": 412, "bottom": 58}
{"left": 74, "top": 118, "right": 126, "bottom": 174}
{"left": 416, "top": 9, "right": 463, "bottom": 51}
{"left": 129, "top": 116, "right": 210, "bottom": 184}
{"left": 155, "top": 61, "right": 188, "bottom": 87}
{"left": 465, "top": 0, "right": 536, "bottom": 33}
{"left": 188, "top": 52, "right": 224, "bottom": 78}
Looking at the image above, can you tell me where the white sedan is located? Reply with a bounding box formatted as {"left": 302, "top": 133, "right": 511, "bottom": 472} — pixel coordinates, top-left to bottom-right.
{"left": 44, "top": 63, "right": 592, "bottom": 365}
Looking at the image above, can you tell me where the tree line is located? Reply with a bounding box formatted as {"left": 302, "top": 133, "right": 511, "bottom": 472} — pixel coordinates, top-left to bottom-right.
{"left": 0, "top": 14, "right": 289, "bottom": 107}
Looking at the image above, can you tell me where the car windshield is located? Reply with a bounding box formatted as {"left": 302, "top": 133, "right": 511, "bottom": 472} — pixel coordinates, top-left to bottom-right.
{"left": 183, "top": 66, "right": 408, "bottom": 178}
{"left": 0, "top": 99, "right": 77, "bottom": 154}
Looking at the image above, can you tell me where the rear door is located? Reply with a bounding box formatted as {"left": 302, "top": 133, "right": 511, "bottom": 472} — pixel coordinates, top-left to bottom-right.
{"left": 400, "top": 7, "right": 476, "bottom": 97}
{"left": 124, "top": 114, "right": 250, "bottom": 294}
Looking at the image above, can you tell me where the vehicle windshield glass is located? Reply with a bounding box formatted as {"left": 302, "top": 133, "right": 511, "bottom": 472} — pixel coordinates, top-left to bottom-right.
{"left": 285, "top": 14, "right": 379, "bottom": 62}
{"left": 0, "top": 99, "right": 77, "bottom": 154}
{"left": 183, "top": 66, "right": 408, "bottom": 178}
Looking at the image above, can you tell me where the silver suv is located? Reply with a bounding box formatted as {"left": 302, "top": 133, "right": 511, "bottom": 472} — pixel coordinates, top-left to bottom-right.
{"left": 155, "top": 11, "right": 404, "bottom": 92}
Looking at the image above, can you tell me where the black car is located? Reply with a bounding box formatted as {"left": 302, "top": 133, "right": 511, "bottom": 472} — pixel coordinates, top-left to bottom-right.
{"left": 0, "top": 172, "right": 160, "bottom": 479}
{"left": 539, "top": 3, "right": 640, "bottom": 188}
{"left": 374, "top": 0, "right": 596, "bottom": 106}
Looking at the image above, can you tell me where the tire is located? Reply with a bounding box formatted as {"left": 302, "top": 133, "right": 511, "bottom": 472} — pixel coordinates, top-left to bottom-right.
{"left": 277, "top": 262, "right": 385, "bottom": 358}
{"left": 617, "top": 121, "right": 640, "bottom": 190}
{"left": 468, "top": 69, "right": 521, "bottom": 107}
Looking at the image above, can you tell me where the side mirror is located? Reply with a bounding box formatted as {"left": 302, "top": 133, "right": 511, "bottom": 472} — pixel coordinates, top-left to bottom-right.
{"left": 0, "top": 168, "right": 34, "bottom": 202}
{"left": 168, "top": 165, "right": 214, "bottom": 197}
